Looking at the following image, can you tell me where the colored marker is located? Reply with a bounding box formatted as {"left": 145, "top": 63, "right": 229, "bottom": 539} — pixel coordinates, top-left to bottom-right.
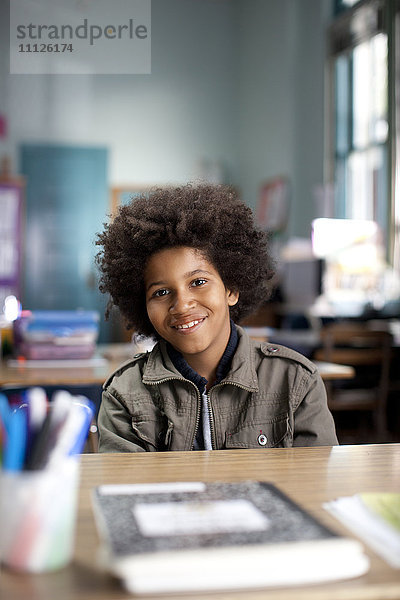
{"left": 0, "top": 392, "right": 11, "bottom": 435}
{"left": 3, "top": 406, "right": 27, "bottom": 471}
{"left": 46, "top": 397, "right": 94, "bottom": 467}
{"left": 26, "top": 390, "right": 72, "bottom": 470}
{"left": 24, "top": 387, "right": 48, "bottom": 461}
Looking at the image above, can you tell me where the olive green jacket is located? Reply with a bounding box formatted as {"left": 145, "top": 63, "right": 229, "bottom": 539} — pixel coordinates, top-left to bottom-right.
{"left": 98, "top": 326, "right": 338, "bottom": 452}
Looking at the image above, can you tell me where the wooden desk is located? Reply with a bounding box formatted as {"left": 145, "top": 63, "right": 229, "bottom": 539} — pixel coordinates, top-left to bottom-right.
{"left": 0, "top": 344, "right": 354, "bottom": 388}
{"left": 245, "top": 327, "right": 319, "bottom": 356}
{"left": 0, "top": 345, "right": 127, "bottom": 387}
{"left": 313, "top": 361, "right": 355, "bottom": 380}
{"left": 245, "top": 329, "right": 354, "bottom": 379}
{"left": 0, "top": 358, "right": 117, "bottom": 387}
{"left": 1, "top": 444, "right": 399, "bottom": 600}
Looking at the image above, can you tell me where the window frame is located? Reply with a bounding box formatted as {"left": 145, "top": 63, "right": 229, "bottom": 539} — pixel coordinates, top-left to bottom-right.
{"left": 326, "top": 0, "right": 397, "bottom": 265}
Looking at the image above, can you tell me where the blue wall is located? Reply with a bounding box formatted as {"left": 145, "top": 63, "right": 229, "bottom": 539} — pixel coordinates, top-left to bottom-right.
{"left": 0, "top": 0, "right": 332, "bottom": 237}
{"left": 236, "top": 0, "right": 332, "bottom": 236}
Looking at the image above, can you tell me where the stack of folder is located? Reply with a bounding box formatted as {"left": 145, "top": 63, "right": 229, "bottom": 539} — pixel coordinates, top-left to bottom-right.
{"left": 13, "top": 310, "right": 100, "bottom": 360}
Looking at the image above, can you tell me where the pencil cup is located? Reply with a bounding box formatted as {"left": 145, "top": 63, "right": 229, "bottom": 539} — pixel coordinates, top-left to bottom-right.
{"left": 0, "top": 457, "right": 80, "bottom": 572}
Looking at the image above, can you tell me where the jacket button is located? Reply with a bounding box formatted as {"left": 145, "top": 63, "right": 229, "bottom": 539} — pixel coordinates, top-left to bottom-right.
{"left": 267, "top": 346, "right": 279, "bottom": 353}
{"left": 257, "top": 433, "right": 268, "bottom": 446}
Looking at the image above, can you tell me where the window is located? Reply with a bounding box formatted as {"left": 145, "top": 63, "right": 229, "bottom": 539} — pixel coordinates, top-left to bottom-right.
{"left": 328, "top": 0, "right": 398, "bottom": 265}
{"left": 394, "top": 5, "right": 400, "bottom": 271}
{"left": 335, "top": 0, "right": 365, "bottom": 14}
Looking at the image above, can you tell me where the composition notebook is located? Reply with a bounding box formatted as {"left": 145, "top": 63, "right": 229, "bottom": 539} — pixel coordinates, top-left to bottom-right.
{"left": 91, "top": 480, "right": 369, "bottom": 595}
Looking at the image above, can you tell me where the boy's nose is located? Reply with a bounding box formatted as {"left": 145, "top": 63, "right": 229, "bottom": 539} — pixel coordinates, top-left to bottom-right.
{"left": 169, "top": 289, "right": 195, "bottom": 314}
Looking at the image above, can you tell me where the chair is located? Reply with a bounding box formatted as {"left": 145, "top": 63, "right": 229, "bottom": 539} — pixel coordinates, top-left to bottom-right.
{"left": 314, "top": 322, "right": 393, "bottom": 442}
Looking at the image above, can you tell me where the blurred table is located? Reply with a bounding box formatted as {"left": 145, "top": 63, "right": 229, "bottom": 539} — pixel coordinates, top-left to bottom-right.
{"left": 244, "top": 326, "right": 319, "bottom": 355}
{"left": 0, "top": 344, "right": 144, "bottom": 388}
{"left": 1, "top": 444, "right": 399, "bottom": 600}
{"left": 313, "top": 361, "right": 355, "bottom": 380}
{"left": 244, "top": 329, "right": 355, "bottom": 380}
{"left": 0, "top": 355, "right": 117, "bottom": 387}
{"left": 0, "top": 342, "right": 354, "bottom": 388}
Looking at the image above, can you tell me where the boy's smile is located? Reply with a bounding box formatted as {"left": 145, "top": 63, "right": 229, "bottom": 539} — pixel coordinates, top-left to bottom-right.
{"left": 144, "top": 246, "right": 238, "bottom": 381}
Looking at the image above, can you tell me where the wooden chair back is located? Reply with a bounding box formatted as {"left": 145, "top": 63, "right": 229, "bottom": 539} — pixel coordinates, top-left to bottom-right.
{"left": 316, "top": 323, "right": 392, "bottom": 367}
{"left": 314, "top": 322, "right": 393, "bottom": 440}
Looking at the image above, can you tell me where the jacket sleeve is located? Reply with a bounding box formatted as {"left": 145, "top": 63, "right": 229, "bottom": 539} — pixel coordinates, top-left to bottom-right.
{"left": 293, "top": 371, "right": 338, "bottom": 447}
{"left": 98, "top": 389, "right": 147, "bottom": 453}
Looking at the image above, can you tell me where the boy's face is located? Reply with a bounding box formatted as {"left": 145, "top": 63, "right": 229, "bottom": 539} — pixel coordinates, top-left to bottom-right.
{"left": 144, "top": 246, "right": 238, "bottom": 368}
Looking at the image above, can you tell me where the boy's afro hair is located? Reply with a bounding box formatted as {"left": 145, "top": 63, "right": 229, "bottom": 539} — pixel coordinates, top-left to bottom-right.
{"left": 95, "top": 183, "right": 275, "bottom": 337}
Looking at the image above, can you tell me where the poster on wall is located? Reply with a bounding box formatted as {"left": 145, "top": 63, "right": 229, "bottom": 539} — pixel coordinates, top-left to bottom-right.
{"left": 257, "top": 177, "right": 289, "bottom": 233}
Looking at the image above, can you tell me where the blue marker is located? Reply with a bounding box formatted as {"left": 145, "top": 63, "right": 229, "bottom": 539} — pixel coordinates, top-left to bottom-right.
{"left": 67, "top": 397, "right": 95, "bottom": 456}
{"left": 3, "top": 407, "right": 27, "bottom": 471}
{"left": 0, "top": 393, "right": 11, "bottom": 435}
{"left": 0, "top": 396, "right": 10, "bottom": 466}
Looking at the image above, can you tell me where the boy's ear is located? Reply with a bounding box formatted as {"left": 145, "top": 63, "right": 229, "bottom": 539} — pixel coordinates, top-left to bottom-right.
{"left": 227, "top": 289, "right": 239, "bottom": 306}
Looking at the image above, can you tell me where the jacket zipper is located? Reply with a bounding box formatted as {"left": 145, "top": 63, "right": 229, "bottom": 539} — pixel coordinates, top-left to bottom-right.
{"left": 146, "top": 378, "right": 255, "bottom": 451}
{"left": 206, "top": 390, "right": 216, "bottom": 449}
{"left": 145, "top": 377, "right": 201, "bottom": 450}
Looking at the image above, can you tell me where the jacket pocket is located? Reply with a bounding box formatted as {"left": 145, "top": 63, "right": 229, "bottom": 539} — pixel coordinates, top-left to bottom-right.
{"left": 225, "top": 416, "right": 289, "bottom": 449}
{"left": 131, "top": 414, "right": 174, "bottom": 451}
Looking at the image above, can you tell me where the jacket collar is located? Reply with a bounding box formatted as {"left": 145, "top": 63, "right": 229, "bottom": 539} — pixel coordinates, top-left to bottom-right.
{"left": 166, "top": 320, "right": 238, "bottom": 391}
{"left": 142, "top": 324, "right": 258, "bottom": 392}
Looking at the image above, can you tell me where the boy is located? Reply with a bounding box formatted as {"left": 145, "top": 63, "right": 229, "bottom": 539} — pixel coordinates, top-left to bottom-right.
{"left": 96, "top": 184, "right": 337, "bottom": 451}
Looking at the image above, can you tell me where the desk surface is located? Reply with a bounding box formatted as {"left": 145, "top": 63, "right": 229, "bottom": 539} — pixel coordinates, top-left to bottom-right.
{"left": 0, "top": 343, "right": 354, "bottom": 387}
{"left": 1, "top": 444, "right": 399, "bottom": 600}
{"left": 0, "top": 357, "right": 116, "bottom": 387}
{"left": 0, "top": 345, "right": 126, "bottom": 387}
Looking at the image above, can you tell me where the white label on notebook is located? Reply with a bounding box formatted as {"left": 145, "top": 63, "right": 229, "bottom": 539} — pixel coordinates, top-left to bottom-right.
{"left": 133, "top": 499, "right": 270, "bottom": 537}
{"left": 98, "top": 482, "right": 206, "bottom": 495}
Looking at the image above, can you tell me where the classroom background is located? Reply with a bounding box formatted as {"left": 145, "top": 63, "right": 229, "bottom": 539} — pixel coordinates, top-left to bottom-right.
{"left": 0, "top": 0, "right": 399, "bottom": 445}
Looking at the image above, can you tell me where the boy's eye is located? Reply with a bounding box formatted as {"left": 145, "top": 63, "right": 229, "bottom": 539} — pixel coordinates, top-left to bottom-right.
{"left": 153, "top": 288, "right": 169, "bottom": 298}
{"left": 191, "top": 278, "right": 207, "bottom": 287}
